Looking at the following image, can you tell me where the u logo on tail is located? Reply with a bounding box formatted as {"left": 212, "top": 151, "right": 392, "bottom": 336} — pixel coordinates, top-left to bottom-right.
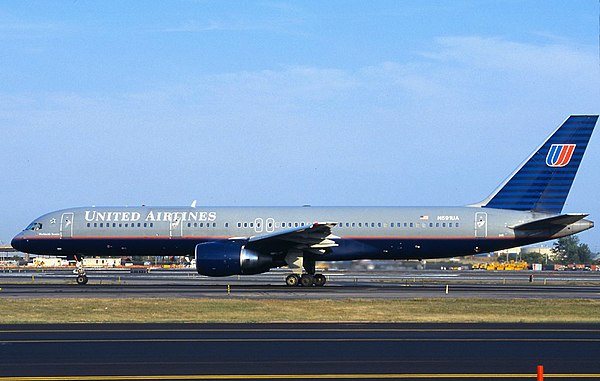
{"left": 546, "top": 144, "right": 576, "bottom": 167}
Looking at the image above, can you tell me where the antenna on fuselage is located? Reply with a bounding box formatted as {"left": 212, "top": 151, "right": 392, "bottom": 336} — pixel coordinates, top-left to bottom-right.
{"left": 191, "top": 200, "right": 197, "bottom": 208}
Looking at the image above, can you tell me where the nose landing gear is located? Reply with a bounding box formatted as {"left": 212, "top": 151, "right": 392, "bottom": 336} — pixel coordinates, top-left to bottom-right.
{"left": 74, "top": 256, "right": 88, "bottom": 285}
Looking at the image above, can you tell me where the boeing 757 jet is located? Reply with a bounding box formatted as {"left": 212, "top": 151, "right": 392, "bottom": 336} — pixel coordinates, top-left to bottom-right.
{"left": 11, "top": 115, "right": 597, "bottom": 286}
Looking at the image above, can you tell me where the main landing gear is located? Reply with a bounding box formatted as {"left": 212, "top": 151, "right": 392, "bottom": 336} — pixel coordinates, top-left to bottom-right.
{"left": 285, "top": 273, "right": 326, "bottom": 287}
{"left": 74, "top": 256, "right": 88, "bottom": 285}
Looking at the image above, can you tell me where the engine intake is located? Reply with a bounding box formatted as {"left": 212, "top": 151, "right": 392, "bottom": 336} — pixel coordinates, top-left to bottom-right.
{"left": 195, "top": 241, "right": 273, "bottom": 276}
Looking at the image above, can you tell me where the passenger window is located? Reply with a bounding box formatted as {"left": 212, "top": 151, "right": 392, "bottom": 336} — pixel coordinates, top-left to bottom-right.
{"left": 100, "top": 223, "right": 103, "bottom": 228}
{"left": 144, "top": 223, "right": 147, "bottom": 228}
{"left": 87, "top": 223, "right": 90, "bottom": 228}
{"left": 378, "top": 223, "right": 382, "bottom": 228}
{"left": 456, "top": 223, "right": 460, "bottom": 228}
{"left": 442, "top": 223, "right": 446, "bottom": 228}
{"left": 409, "top": 223, "right": 413, "bottom": 227}
{"left": 436, "top": 223, "right": 440, "bottom": 227}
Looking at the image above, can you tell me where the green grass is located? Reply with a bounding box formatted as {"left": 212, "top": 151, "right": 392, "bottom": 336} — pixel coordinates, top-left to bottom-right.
{"left": 1, "top": 298, "right": 599, "bottom": 323}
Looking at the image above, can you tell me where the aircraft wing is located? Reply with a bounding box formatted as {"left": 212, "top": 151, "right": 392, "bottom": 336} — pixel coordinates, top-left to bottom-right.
{"left": 509, "top": 213, "right": 589, "bottom": 231}
{"left": 241, "top": 222, "right": 339, "bottom": 255}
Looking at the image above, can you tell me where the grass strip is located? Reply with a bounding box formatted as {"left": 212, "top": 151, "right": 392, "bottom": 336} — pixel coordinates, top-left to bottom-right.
{"left": 0, "top": 298, "right": 599, "bottom": 323}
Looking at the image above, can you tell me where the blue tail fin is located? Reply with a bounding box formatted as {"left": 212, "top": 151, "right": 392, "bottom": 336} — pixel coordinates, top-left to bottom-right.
{"left": 480, "top": 115, "right": 597, "bottom": 213}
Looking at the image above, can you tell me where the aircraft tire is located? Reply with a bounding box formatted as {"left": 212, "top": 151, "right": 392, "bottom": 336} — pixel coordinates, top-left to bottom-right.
{"left": 300, "top": 274, "right": 314, "bottom": 287}
{"left": 314, "top": 274, "right": 326, "bottom": 287}
{"left": 76, "top": 276, "right": 88, "bottom": 285}
{"left": 285, "top": 274, "right": 300, "bottom": 287}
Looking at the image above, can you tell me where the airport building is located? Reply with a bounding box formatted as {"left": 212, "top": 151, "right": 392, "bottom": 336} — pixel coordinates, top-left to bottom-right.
{"left": 82, "top": 257, "right": 122, "bottom": 268}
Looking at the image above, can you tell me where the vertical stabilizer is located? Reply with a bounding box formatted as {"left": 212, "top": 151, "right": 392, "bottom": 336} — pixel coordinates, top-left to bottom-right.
{"left": 480, "top": 115, "right": 597, "bottom": 213}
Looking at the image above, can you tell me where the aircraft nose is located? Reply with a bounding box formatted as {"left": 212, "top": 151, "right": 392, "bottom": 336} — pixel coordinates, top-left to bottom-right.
{"left": 11, "top": 235, "right": 22, "bottom": 252}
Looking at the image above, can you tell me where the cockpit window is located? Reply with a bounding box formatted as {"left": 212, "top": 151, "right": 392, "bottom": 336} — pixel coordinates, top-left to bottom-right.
{"left": 26, "top": 222, "right": 43, "bottom": 231}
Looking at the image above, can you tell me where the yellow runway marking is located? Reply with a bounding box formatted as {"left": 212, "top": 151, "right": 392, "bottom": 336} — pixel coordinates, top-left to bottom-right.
{"left": 2, "top": 374, "right": 600, "bottom": 380}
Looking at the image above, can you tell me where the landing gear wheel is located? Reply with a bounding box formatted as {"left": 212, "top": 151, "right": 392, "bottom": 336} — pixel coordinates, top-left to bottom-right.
{"left": 76, "top": 275, "right": 88, "bottom": 285}
{"left": 314, "top": 274, "right": 326, "bottom": 287}
{"left": 74, "top": 255, "right": 88, "bottom": 285}
{"left": 300, "top": 274, "right": 314, "bottom": 287}
{"left": 285, "top": 274, "right": 300, "bottom": 286}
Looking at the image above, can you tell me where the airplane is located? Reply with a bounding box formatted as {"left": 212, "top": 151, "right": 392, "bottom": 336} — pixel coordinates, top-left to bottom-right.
{"left": 11, "top": 115, "right": 597, "bottom": 286}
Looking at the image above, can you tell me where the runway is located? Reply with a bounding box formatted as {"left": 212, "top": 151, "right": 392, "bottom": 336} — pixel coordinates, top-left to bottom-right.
{"left": 1, "top": 282, "right": 600, "bottom": 300}
{"left": 1, "top": 269, "right": 600, "bottom": 299}
{"left": 0, "top": 323, "right": 599, "bottom": 380}
{"left": 2, "top": 271, "right": 599, "bottom": 380}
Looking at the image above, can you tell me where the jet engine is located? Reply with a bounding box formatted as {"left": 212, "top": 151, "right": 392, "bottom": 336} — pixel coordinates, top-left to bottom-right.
{"left": 195, "top": 241, "right": 274, "bottom": 276}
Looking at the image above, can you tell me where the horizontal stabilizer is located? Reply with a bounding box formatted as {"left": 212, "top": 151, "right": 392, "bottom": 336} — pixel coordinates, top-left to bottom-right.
{"left": 510, "top": 213, "right": 588, "bottom": 231}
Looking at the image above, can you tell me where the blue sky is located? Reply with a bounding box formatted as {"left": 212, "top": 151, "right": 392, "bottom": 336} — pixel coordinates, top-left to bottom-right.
{"left": 1, "top": 1, "right": 599, "bottom": 250}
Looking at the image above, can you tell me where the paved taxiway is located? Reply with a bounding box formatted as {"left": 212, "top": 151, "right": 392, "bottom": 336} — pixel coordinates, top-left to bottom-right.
{"left": 1, "top": 323, "right": 599, "bottom": 380}
{"left": 1, "top": 269, "right": 600, "bottom": 299}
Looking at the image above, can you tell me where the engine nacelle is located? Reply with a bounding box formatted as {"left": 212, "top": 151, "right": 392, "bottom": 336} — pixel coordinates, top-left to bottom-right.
{"left": 195, "top": 241, "right": 273, "bottom": 277}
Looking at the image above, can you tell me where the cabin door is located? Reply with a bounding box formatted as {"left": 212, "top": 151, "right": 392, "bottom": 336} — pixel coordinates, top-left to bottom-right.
{"left": 60, "top": 212, "right": 74, "bottom": 238}
{"left": 170, "top": 216, "right": 183, "bottom": 238}
{"left": 475, "top": 212, "right": 487, "bottom": 238}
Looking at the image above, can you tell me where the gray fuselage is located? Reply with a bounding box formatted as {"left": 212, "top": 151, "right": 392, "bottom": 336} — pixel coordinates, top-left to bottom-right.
{"left": 11, "top": 205, "right": 593, "bottom": 261}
